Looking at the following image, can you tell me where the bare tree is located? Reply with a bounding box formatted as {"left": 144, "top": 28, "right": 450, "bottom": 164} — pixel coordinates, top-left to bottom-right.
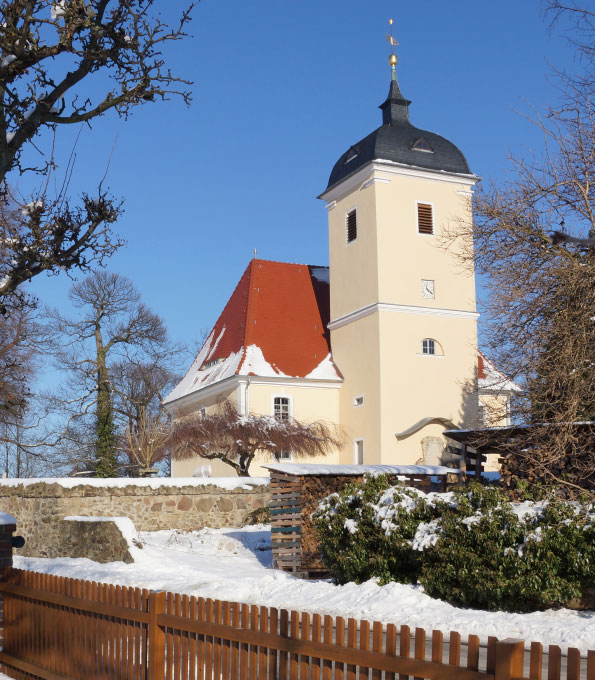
{"left": 121, "top": 408, "right": 171, "bottom": 476}
{"left": 47, "top": 270, "right": 173, "bottom": 476}
{"left": 0, "top": 0, "right": 193, "bottom": 310}
{"left": 442, "top": 3, "right": 595, "bottom": 494}
{"left": 172, "top": 400, "right": 343, "bottom": 477}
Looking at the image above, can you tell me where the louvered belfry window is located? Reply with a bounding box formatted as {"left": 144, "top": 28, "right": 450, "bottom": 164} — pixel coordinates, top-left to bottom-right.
{"left": 346, "top": 209, "right": 357, "bottom": 243}
{"left": 417, "top": 203, "right": 434, "bottom": 235}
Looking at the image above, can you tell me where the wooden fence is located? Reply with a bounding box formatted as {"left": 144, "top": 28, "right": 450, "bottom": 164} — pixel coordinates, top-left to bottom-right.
{"left": 0, "top": 568, "right": 593, "bottom": 680}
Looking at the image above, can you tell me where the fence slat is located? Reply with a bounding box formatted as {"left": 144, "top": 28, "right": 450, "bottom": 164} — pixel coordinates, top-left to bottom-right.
{"left": 587, "top": 650, "right": 595, "bottom": 680}
{"left": 222, "top": 601, "right": 231, "bottom": 680}
{"left": 567, "top": 648, "right": 581, "bottom": 680}
{"left": 431, "top": 630, "right": 443, "bottom": 665}
{"left": 322, "top": 615, "right": 332, "bottom": 680}
{"left": 205, "top": 599, "right": 215, "bottom": 680}
{"left": 230, "top": 602, "right": 240, "bottom": 680}
{"left": 529, "top": 641, "right": 543, "bottom": 680}
{"left": 359, "top": 619, "right": 370, "bottom": 679}
{"left": 346, "top": 618, "right": 357, "bottom": 680}
{"left": 414, "top": 627, "right": 426, "bottom": 680}
{"left": 385, "top": 624, "right": 397, "bottom": 680}
{"left": 197, "top": 598, "right": 206, "bottom": 680}
{"left": 467, "top": 634, "right": 480, "bottom": 671}
{"left": 289, "top": 610, "right": 300, "bottom": 680}
{"left": 279, "top": 608, "right": 289, "bottom": 680}
{"left": 371, "top": 621, "right": 383, "bottom": 680}
{"left": 486, "top": 637, "right": 498, "bottom": 676}
{"left": 268, "top": 608, "right": 279, "bottom": 680}
{"left": 258, "top": 605, "right": 269, "bottom": 680}
{"left": 398, "top": 625, "right": 410, "bottom": 680}
{"left": 335, "top": 616, "right": 345, "bottom": 680}
{"left": 449, "top": 631, "right": 461, "bottom": 667}
{"left": 311, "top": 613, "right": 322, "bottom": 680}
{"left": 249, "top": 604, "right": 259, "bottom": 680}
{"left": 239, "top": 603, "right": 249, "bottom": 680}
{"left": 548, "top": 645, "right": 561, "bottom": 680}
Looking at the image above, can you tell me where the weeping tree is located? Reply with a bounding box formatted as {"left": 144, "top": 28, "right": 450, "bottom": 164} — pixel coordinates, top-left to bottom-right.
{"left": 171, "top": 400, "right": 343, "bottom": 477}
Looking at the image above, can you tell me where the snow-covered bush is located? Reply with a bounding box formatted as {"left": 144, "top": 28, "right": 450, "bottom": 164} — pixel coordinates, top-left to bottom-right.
{"left": 420, "top": 486, "right": 595, "bottom": 612}
{"left": 312, "top": 475, "right": 449, "bottom": 585}
{"left": 313, "top": 478, "right": 595, "bottom": 612}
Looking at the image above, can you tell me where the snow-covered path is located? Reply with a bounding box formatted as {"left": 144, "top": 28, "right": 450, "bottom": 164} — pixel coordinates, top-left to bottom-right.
{"left": 14, "top": 525, "right": 595, "bottom": 654}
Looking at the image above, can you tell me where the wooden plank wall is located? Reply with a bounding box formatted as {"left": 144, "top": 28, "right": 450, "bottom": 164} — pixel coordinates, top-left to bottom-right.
{"left": 0, "top": 569, "right": 593, "bottom": 680}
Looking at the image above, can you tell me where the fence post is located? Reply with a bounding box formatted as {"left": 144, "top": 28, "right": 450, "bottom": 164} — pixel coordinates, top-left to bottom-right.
{"left": 148, "top": 590, "right": 166, "bottom": 680}
{"left": 495, "top": 639, "right": 524, "bottom": 680}
{"left": 0, "top": 514, "right": 18, "bottom": 654}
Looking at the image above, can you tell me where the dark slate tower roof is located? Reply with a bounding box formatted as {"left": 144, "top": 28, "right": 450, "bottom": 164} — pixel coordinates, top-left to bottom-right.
{"left": 326, "top": 77, "right": 473, "bottom": 191}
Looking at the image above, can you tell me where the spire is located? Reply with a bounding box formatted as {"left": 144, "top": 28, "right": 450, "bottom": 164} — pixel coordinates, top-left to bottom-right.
{"left": 380, "top": 18, "right": 411, "bottom": 125}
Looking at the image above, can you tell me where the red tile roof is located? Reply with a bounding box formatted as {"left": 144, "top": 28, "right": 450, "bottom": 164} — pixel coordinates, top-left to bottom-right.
{"left": 164, "top": 260, "right": 340, "bottom": 404}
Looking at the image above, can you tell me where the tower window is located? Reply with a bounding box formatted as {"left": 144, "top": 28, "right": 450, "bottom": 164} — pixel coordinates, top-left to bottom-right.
{"left": 422, "top": 338, "right": 436, "bottom": 355}
{"left": 354, "top": 439, "right": 364, "bottom": 465}
{"left": 413, "top": 138, "right": 434, "bottom": 153}
{"left": 417, "top": 203, "right": 434, "bottom": 235}
{"left": 346, "top": 209, "right": 357, "bottom": 243}
{"left": 274, "top": 397, "right": 290, "bottom": 421}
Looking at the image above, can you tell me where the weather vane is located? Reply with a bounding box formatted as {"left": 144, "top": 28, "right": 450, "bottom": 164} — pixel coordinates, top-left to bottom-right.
{"left": 385, "top": 18, "right": 398, "bottom": 80}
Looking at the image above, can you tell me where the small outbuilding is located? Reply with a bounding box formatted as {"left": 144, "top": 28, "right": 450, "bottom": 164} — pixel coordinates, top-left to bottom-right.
{"left": 264, "top": 463, "right": 460, "bottom": 578}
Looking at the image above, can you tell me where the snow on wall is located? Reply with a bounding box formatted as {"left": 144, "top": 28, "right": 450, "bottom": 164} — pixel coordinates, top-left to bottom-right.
{"left": 263, "top": 464, "right": 458, "bottom": 476}
{"left": 0, "top": 477, "right": 268, "bottom": 490}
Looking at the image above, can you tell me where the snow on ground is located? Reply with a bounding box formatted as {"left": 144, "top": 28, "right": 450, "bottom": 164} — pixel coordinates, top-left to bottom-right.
{"left": 14, "top": 525, "right": 595, "bottom": 654}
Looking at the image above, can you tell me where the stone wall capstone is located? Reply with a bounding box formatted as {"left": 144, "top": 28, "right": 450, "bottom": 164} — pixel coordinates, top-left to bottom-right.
{"left": 0, "top": 479, "right": 270, "bottom": 559}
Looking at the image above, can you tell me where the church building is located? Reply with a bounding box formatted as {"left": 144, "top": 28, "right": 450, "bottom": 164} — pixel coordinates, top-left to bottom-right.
{"left": 164, "top": 52, "right": 516, "bottom": 477}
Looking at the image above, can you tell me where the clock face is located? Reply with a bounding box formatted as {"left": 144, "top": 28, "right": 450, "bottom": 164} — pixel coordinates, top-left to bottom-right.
{"left": 422, "top": 279, "right": 435, "bottom": 299}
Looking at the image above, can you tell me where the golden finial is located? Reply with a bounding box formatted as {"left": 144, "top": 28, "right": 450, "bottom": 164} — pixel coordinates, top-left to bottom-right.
{"left": 254, "top": 248, "right": 257, "bottom": 259}
{"left": 385, "top": 18, "right": 399, "bottom": 79}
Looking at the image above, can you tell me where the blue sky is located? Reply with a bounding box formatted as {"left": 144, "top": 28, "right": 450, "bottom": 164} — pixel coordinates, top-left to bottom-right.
{"left": 25, "top": 0, "right": 577, "bottom": 362}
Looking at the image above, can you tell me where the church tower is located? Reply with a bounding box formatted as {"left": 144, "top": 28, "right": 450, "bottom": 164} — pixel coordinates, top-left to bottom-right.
{"left": 319, "top": 44, "right": 480, "bottom": 466}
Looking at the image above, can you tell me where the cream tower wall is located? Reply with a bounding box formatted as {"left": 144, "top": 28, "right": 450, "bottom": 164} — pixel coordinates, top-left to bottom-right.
{"left": 325, "top": 163, "right": 479, "bottom": 465}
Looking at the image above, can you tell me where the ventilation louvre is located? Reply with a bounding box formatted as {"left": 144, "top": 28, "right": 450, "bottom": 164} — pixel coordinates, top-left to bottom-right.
{"left": 417, "top": 203, "right": 434, "bottom": 235}
{"left": 346, "top": 209, "right": 357, "bottom": 243}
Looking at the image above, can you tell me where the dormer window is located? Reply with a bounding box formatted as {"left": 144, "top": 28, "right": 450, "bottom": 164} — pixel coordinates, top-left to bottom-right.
{"left": 344, "top": 146, "right": 359, "bottom": 164}
{"left": 202, "top": 358, "right": 222, "bottom": 370}
{"left": 413, "top": 138, "right": 434, "bottom": 153}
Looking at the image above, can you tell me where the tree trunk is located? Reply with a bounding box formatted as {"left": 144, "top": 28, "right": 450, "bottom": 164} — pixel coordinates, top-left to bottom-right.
{"left": 94, "top": 322, "right": 118, "bottom": 477}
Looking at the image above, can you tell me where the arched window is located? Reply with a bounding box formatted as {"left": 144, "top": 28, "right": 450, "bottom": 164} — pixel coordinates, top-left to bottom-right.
{"left": 422, "top": 338, "right": 436, "bottom": 355}
{"left": 413, "top": 138, "right": 434, "bottom": 153}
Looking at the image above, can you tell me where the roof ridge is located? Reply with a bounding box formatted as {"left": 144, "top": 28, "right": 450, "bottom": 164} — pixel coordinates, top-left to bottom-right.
{"left": 238, "top": 259, "right": 258, "bottom": 371}
{"left": 252, "top": 258, "right": 329, "bottom": 269}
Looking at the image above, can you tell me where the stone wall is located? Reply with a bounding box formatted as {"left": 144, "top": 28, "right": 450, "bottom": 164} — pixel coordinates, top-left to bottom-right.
{"left": 0, "top": 479, "right": 270, "bottom": 559}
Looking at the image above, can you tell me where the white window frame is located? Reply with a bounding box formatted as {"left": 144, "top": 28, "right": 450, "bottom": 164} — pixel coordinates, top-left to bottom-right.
{"left": 418, "top": 338, "right": 444, "bottom": 357}
{"left": 272, "top": 394, "right": 292, "bottom": 421}
{"left": 353, "top": 439, "right": 364, "bottom": 465}
{"left": 345, "top": 207, "right": 358, "bottom": 245}
{"left": 416, "top": 200, "right": 435, "bottom": 237}
{"left": 353, "top": 394, "right": 364, "bottom": 407}
{"left": 272, "top": 394, "right": 293, "bottom": 462}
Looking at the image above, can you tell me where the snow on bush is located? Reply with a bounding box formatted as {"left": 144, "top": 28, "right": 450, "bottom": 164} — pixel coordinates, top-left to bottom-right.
{"left": 313, "top": 476, "right": 595, "bottom": 613}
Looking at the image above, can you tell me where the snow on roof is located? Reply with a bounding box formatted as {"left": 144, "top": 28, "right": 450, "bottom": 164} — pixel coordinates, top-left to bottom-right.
{"left": 478, "top": 350, "right": 521, "bottom": 393}
{"left": 263, "top": 463, "right": 459, "bottom": 476}
{"left": 0, "top": 477, "right": 268, "bottom": 490}
{"left": 164, "top": 260, "right": 341, "bottom": 405}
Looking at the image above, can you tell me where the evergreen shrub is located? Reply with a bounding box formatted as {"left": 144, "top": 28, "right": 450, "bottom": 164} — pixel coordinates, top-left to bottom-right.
{"left": 313, "top": 477, "right": 595, "bottom": 612}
